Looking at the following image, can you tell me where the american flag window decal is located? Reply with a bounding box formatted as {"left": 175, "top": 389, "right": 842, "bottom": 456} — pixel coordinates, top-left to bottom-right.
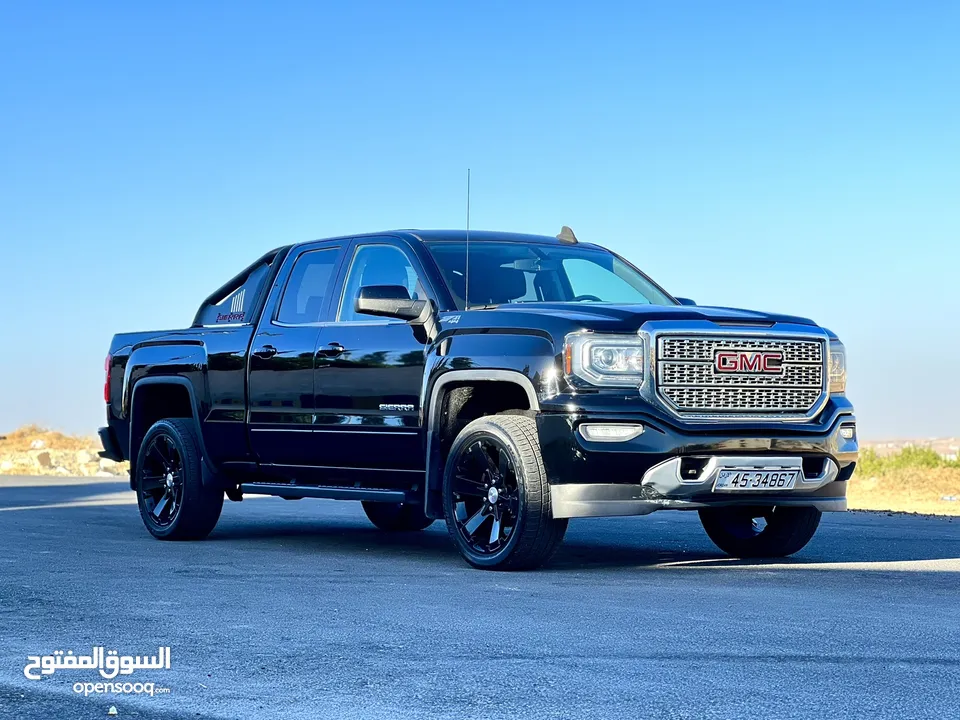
{"left": 230, "top": 289, "right": 245, "bottom": 314}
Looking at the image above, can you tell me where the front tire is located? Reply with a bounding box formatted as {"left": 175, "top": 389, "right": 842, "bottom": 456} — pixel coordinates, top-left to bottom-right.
{"left": 362, "top": 501, "right": 434, "bottom": 532}
{"left": 135, "top": 419, "right": 223, "bottom": 541}
{"left": 443, "top": 415, "right": 567, "bottom": 570}
{"left": 699, "top": 505, "right": 822, "bottom": 558}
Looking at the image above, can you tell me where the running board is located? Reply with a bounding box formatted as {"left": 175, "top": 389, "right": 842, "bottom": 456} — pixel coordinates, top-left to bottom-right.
{"left": 238, "top": 484, "right": 407, "bottom": 503}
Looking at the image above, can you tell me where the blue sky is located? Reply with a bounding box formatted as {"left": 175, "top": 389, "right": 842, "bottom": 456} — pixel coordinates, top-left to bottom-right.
{"left": 1, "top": 1, "right": 957, "bottom": 437}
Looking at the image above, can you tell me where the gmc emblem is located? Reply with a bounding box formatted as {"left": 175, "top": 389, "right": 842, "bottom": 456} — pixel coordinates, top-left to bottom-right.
{"left": 714, "top": 350, "right": 784, "bottom": 374}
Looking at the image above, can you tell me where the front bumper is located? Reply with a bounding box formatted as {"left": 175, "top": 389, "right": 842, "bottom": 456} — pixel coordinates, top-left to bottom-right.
{"left": 538, "top": 410, "right": 857, "bottom": 519}
{"left": 551, "top": 456, "right": 846, "bottom": 518}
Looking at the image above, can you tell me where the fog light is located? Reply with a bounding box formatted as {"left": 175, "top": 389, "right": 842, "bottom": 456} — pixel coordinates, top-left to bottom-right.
{"left": 840, "top": 425, "right": 856, "bottom": 440}
{"left": 578, "top": 423, "right": 644, "bottom": 442}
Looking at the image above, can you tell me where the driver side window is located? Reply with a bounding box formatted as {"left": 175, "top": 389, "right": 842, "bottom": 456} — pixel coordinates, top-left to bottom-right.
{"left": 338, "top": 244, "right": 423, "bottom": 322}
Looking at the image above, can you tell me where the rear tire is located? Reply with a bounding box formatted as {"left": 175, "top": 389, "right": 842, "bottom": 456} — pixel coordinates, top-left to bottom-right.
{"left": 443, "top": 415, "right": 567, "bottom": 570}
{"left": 699, "top": 505, "right": 821, "bottom": 558}
{"left": 361, "top": 501, "right": 434, "bottom": 532}
{"left": 135, "top": 419, "right": 223, "bottom": 541}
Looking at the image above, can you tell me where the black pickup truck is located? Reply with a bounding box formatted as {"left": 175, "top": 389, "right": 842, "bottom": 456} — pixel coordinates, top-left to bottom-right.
{"left": 100, "top": 228, "right": 857, "bottom": 569}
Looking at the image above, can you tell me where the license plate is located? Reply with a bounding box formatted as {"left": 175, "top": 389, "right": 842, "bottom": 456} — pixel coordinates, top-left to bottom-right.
{"left": 714, "top": 469, "right": 798, "bottom": 492}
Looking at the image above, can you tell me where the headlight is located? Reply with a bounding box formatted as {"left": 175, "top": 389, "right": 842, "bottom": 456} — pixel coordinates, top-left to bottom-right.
{"left": 564, "top": 333, "right": 644, "bottom": 387}
{"left": 829, "top": 340, "right": 847, "bottom": 394}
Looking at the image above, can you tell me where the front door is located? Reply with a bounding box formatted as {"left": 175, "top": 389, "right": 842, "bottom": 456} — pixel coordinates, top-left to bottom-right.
{"left": 312, "top": 239, "right": 432, "bottom": 484}
{"left": 247, "top": 244, "right": 343, "bottom": 467}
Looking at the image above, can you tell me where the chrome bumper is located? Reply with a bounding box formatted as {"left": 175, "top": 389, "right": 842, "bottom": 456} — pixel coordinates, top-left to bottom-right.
{"left": 550, "top": 455, "right": 846, "bottom": 519}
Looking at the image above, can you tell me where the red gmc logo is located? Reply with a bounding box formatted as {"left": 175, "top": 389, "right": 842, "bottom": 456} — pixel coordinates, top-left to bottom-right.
{"left": 715, "top": 350, "right": 784, "bottom": 374}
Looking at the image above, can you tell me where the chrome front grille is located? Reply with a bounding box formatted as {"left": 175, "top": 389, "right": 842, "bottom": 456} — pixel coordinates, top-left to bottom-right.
{"left": 660, "top": 337, "right": 823, "bottom": 364}
{"left": 659, "top": 386, "right": 824, "bottom": 412}
{"left": 656, "top": 335, "right": 826, "bottom": 417}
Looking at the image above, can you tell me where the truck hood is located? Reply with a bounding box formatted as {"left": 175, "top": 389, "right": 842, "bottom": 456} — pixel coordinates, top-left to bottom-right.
{"left": 486, "top": 302, "right": 820, "bottom": 330}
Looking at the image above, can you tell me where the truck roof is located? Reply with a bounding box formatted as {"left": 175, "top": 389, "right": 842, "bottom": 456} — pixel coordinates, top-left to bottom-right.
{"left": 405, "top": 229, "right": 600, "bottom": 248}
{"left": 289, "top": 229, "right": 603, "bottom": 250}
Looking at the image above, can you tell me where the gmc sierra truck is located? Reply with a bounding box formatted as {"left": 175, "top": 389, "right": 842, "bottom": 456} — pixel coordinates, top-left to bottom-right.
{"left": 100, "top": 228, "right": 857, "bottom": 570}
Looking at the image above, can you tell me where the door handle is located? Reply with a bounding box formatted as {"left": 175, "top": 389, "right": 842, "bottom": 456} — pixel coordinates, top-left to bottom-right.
{"left": 317, "top": 342, "right": 345, "bottom": 358}
{"left": 253, "top": 345, "right": 278, "bottom": 359}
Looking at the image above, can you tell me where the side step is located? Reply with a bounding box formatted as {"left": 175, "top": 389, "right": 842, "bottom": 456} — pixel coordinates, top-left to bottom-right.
{"left": 238, "top": 483, "right": 407, "bottom": 503}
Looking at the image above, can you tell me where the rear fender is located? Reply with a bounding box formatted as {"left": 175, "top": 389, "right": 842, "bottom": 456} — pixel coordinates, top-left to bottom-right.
{"left": 121, "top": 341, "right": 208, "bottom": 419}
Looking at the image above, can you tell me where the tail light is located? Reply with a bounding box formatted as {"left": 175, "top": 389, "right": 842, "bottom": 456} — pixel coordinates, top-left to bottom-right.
{"left": 104, "top": 354, "right": 112, "bottom": 403}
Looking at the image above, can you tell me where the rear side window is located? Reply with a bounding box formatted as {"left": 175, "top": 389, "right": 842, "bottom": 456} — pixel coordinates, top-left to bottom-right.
{"left": 276, "top": 248, "right": 340, "bottom": 324}
{"left": 195, "top": 262, "right": 270, "bottom": 325}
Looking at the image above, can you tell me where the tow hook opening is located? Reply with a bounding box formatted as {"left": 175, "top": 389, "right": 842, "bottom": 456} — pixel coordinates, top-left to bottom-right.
{"left": 801, "top": 457, "right": 828, "bottom": 480}
{"left": 679, "top": 457, "right": 711, "bottom": 482}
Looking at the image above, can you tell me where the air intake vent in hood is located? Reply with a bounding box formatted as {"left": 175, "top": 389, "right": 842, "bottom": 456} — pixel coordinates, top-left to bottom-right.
{"left": 712, "top": 320, "right": 776, "bottom": 328}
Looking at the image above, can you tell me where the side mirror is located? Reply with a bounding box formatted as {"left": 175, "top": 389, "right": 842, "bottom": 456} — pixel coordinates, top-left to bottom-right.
{"left": 356, "top": 285, "right": 428, "bottom": 321}
{"left": 676, "top": 297, "right": 697, "bottom": 306}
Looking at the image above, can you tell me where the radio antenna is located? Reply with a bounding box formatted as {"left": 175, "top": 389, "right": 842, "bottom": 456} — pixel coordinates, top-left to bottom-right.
{"left": 465, "top": 168, "right": 471, "bottom": 310}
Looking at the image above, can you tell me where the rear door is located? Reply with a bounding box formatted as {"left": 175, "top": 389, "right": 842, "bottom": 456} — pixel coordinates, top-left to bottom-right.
{"left": 311, "top": 237, "right": 433, "bottom": 483}
{"left": 247, "top": 242, "right": 344, "bottom": 466}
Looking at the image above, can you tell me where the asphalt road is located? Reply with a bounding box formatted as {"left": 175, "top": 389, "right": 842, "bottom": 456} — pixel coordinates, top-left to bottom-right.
{"left": 1, "top": 476, "right": 958, "bottom": 720}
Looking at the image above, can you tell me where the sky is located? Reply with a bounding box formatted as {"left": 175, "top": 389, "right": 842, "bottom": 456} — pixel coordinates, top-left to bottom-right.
{"left": 0, "top": 1, "right": 957, "bottom": 438}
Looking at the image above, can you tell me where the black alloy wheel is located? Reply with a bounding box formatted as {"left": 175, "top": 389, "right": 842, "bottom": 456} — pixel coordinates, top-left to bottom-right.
{"left": 442, "top": 415, "right": 567, "bottom": 570}
{"left": 135, "top": 419, "right": 223, "bottom": 541}
{"left": 450, "top": 436, "right": 521, "bottom": 554}
{"left": 139, "top": 433, "right": 184, "bottom": 528}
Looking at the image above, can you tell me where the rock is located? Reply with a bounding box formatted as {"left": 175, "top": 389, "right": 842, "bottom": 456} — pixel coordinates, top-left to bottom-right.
{"left": 36, "top": 450, "right": 53, "bottom": 468}
{"left": 76, "top": 450, "right": 95, "bottom": 464}
{"left": 54, "top": 466, "right": 70, "bottom": 475}
{"left": 30, "top": 439, "right": 46, "bottom": 450}
{"left": 99, "top": 457, "right": 119, "bottom": 473}
{"left": 0, "top": 460, "right": 12, "bottom": 472}
{"left": 94, "top": 471, "right": 115, "bottom": 478}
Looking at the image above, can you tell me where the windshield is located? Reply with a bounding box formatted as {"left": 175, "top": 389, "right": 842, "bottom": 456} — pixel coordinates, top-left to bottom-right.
{"left": 425, "top": 242, "right": 676, "bottom": 310}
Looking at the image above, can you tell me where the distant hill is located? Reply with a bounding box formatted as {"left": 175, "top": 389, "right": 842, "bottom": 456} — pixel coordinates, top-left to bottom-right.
{"left": 862, "top": 437, "right": 958, "bottom": 462}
